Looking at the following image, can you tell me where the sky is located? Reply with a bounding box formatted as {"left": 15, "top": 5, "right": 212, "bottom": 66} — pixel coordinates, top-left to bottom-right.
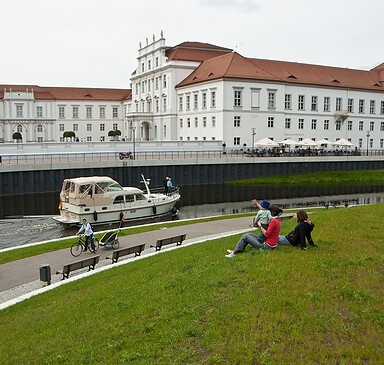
{"left": 1, "top": 0, "right": 384, "bottom": 89}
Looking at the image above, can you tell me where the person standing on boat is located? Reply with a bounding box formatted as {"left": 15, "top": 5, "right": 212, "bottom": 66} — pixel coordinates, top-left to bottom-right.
{"left": 77, "top": 219, "right": 95, "bottom": 252}
{"left": 167, "top": 177, "right": 173, "bottom": 195}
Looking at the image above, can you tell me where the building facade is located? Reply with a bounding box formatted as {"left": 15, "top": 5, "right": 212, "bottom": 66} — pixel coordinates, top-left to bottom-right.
{"left": 1, "top": 33, "right": 384, "bottom": 150}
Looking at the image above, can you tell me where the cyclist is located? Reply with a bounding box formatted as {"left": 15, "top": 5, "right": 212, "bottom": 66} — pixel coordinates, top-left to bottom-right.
{"left": 77, "top": 219, "right": 95, "bottom": 252}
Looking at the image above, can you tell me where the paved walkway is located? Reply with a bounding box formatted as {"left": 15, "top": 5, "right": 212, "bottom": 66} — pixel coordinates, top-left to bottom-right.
{"left": 0, "top": 216, "right": 255, "bottom": 305}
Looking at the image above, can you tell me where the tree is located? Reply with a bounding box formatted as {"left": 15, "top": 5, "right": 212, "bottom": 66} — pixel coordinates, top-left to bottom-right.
{"left": 12, "top": 132, "right": 22, "bottom": 142}
{"left": 63, "top": 131, "right": 76, "bottom": 142}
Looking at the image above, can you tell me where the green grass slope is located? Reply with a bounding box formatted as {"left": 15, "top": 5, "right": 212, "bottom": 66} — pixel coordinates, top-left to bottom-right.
{"left": 1, "top": 205, "right": 383, "bottom": 364}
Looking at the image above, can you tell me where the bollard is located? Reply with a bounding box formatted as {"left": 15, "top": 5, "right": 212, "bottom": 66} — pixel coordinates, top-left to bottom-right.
{"left": 39, "top": 264, "right": 51, "bottom": 285}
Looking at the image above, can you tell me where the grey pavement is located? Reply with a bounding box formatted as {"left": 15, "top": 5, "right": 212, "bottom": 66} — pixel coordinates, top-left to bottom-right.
{"left": 0, "top": 216, "right": 255, "bottom": 303}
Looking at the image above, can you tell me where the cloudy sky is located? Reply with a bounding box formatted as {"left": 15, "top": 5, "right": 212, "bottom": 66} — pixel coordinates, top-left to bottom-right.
{"left": 1, "top": 0, "right": 383, "bottom": 89}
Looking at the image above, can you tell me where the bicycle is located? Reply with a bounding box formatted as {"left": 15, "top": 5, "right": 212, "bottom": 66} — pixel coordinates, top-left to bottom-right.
{"left": 70, "top": 234, "right": 99, "bottom": 257}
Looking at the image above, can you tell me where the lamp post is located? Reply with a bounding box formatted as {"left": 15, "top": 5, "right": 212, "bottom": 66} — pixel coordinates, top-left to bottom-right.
{"left": 366, "top": 130, "right": 370, "bottom": 156}
{"left": 130, "top": 126, "right": 136, "bottom": 160}
{"left": 251, "top": 128, "right": 256, "bottom": 156}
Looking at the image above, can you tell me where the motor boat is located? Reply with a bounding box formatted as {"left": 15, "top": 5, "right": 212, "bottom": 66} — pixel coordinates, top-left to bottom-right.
{"left": 53, "top": 174, "right": 180, "bottom": 226}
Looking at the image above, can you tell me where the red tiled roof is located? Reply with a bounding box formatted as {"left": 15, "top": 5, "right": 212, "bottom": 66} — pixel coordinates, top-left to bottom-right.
{"left": 166, "top": 41, "right": 232, "bottom": 62}
{"left": 0, "top": 85, "right": 132, "bottom": 101}
{"left": 176, "top": 52, "right": 384, "bottom": 91}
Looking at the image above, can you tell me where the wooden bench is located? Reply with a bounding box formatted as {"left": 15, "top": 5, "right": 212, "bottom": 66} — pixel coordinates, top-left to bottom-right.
{"left": 109, "top": 243, "right": 146, "bottom": 263}
{"left": 151, "top": 233, "right": 187, "bottom": 251}
{"left": 57, "top": 255, "right": 100, "bottom": 280}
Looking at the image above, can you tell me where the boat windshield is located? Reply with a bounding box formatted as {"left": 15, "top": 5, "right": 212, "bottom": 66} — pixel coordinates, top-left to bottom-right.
{"left": 94, "top": 181, "right": 123, "bottom": 194}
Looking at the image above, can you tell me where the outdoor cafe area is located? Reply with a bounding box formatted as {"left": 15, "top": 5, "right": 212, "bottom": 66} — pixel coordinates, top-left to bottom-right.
{"left": 244, "top": 137, "right": 361, "bottom": 157}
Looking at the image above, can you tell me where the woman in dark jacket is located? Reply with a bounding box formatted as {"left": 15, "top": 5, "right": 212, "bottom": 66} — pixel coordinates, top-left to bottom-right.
{"left": 278, "top": 210, "right": 316, "bottom": 250}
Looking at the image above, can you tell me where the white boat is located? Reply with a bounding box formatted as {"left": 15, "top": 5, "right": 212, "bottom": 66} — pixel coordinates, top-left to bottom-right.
{"left": 53, "top": 174, "right": 180, "bottom": 226}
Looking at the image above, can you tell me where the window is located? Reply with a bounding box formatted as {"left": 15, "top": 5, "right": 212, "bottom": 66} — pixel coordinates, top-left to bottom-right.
{"left": 234, "top": 137, "right": 240, "bottom": 145}
{"left": 251, "top": 89, "right": 260, "bottom": 108}
{"left": 17, "top": 125, "right": 22, "bottom": 133}
{"left": 336, "top": 98, "right": 342, "bottom": 112}
{"left": 335, "top": 121, "right": 341, "bottom": 130}
{"left": 285, "top": 118, "right": 291, "bottom": 129}
{"left": 73, "top": 124, "right": 78, "bottom": 131}
{"left": 163, "top": 75, "right": 167, "bottom": 88}
{"left": 141, "top": 82, "right": 145, "bottom": 93}
{"left": 112, "top": 107, "right": 118, "bottom": 118}
{"left": 268, "top": 116, "right": 274, "bottom": 128}
{"left": 311, "top": 119, "right": 317, "bottom": 130}
{"left": 163, "top": 125, "right": 167, "bottom": 139}
{"left": 359, "top": 121, "right": 364, "bottom": 131}
{"left": 284, "top": 94, "right": 291, "bottom": 109}
{"left": 268, "top": 91, "right": 276, "bottom": 108}
{"left": 298, "top": 95, "right": 305, "bottom": 110}
{"left": 211, "top": 90, "right": 216, "bottom": 107}
{"left": 311, "top": 96, "right": 318, "bottom": 111}
{"left": 148, "top": 79, "right": 151, "bottom": 92}
{"left": 37, "top": 136, "right": 43, "bottom": 142}
{"left": 381, "top": 101, "right": 384, "bottom": 114}
{"left": 163, "top": 97, "right": 167, "bottom": 111}
{"left": 347, "top": 120, "right": 353, "bottom": 131}
{"left": 194, "top": 117, "right": 198, "bottom": 128}
{"left": 58, "top": 106, "right": 65, "bottom": 118}
{"left": 141, "top": 62, "right": 145, "bottom": 72}
{"left": 358, "top": 138, "right": 363, "bottom": 148}
{"left": 155, "top": 99, "right": 159, "bottom": 113}
{"left": 348, "top": 98, "right": 354, "bottom": 113}
{"left": 233, "top": 116, "right": 240, "bottom": 127}
{"left": 324, "top": 120, "right": 329, "bottom": 130}
{"left": 113, "top": 123, "right": 118, "bottom": 131}
{"left": 148, "top": 60, "right": 151, "bottom": 70}
{"left": 72, "top": 106, "right": 79, "bottom": 118}
{"left": 135, "top": 83, "right": 139, "bottom": 95}
{"left": 16, "top": 105, "right": 23, "bottom": 117}
{"left": 202, "top": 92, "right": 207, "bottom": 108}
{"left": 234, "top": 90, "right": 242, "bottom": 107}
{"left": 36, "top": 106, "right": 43, "bottom": 118}
{"left": 381, "top": 121, "right": 384, "bottom": 131}
{"left": 359, "top": 99, "right": 365, "bottom": 113}
{"left": 186, "top": 95, "right": 190, "bottom": 110}
{"left": 298, "top": 118, "right": 304, "bottom": 129}
{"left": 99, "top": 106, "right": 105, "bottom": 118}
{"left": 203, "top": 117, "right": 207, "bottom": 127}
{"left": 370, "top": 121, "right": 374, "bottom": 131}
{"left": 323, "top": 97, "right": 330, "bottom": 112}
{"left": 380, "top": 139, "right": 384, "bottom": 148}
{"left": 37, "top": 125, "right": 43, "bottom": 132}
{"left": 155, "top": 77, "right": 159, "bottom": 90}
{"left": 87, "top": 124, "right": 92, "bottom": 132}
{"left": 86, "top": 106, "right": 92, "bottom": 118}
{"left": 194, "top": 94, "right": 198, "bottom": 109}
{"left": 155, "top": 57, "right": 159, "bottom": 67}
{"left": 59, "top": 124, "right": 64, "bottom": 132}
{"left": 179, "top": 96, "right": 183, "bottom": 111}
{"left": 212, "top": 116, "right": 216, "bottom": 127}
{"left": 187, "top": 118, "right": 191, "bottom": 128}
{"left": 180, "top": 119, "right": 183, "bottom": 128}
{"left": 370, "top": 100, "right": 375, "bottom": 114}
{"left": 100, "top": 123, "right": 105, "bottom": 131}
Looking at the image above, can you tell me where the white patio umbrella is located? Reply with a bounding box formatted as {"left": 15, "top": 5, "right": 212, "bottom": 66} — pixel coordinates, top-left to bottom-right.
{"left": 278, "top": 138, "right": 300, "bottom": 146}
{"left": 317, "top": 138, "right": 335, "bottom": 146}
{"left": 334, "top": 138, "right": 354, "bottom": 147}
{"left": 255, "top": 137, "right": 279, "bottom": 147}
{"left": 300, "top": 138, "right": 319, "bottom": 147}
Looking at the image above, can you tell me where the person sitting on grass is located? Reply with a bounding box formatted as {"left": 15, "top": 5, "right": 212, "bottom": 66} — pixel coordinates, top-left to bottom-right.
{"left": 226, "top": 205, "right": 283, "bottom": 258}
{"left": 252, "top": 199, "right": 272, "bottom": 242}
{"left": 278, "top": 209, "right": 317, "bottom": 250}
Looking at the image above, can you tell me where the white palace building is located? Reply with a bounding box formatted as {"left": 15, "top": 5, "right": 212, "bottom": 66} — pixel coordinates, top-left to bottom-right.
{"left": 1, "top": 33, "right": 384, "bottom": 150}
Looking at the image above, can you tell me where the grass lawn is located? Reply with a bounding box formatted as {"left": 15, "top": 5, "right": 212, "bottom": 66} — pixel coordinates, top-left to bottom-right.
{"left": 0, "top": 205, "right": 383, "bottom": 364}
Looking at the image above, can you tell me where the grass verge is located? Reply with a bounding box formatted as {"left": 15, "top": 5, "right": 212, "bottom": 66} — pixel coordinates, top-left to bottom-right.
{"left": 227, "top": 169, "right": 384, "bottom": 186}
{"left": 0, "top": 204, "right": 383, "bottom": 364}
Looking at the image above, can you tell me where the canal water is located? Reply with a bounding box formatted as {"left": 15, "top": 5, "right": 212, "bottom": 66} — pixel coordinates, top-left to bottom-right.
{"left": 0, "top": 184, "right": 383, "bottom": 249}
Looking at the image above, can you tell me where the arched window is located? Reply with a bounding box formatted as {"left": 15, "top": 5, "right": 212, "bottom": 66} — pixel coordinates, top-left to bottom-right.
{"left": 37, "top": 125, "right": 43, "bottom": 132}
{"left": 17, "top": 125, "right": 22, "bottom": 133}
